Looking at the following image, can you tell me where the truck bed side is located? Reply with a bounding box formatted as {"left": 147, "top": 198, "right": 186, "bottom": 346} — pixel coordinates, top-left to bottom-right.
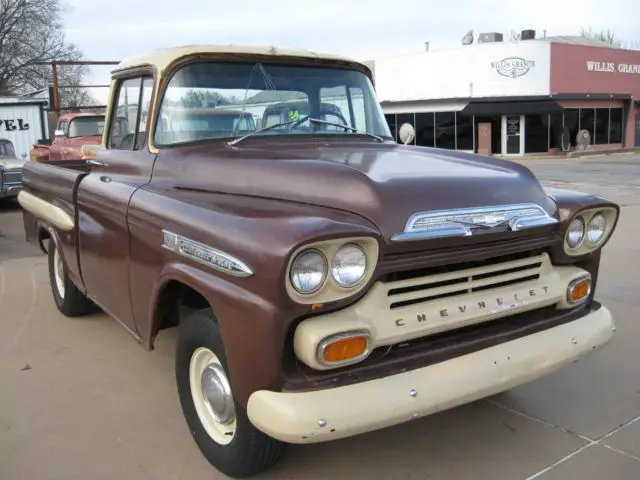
{"left": 20, "top": 160, "right": 90, "bottom": 288}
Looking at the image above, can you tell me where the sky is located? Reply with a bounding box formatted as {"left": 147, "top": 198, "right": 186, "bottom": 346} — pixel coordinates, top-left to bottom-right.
{"left": 63, "top": 0, "right": 638, "bottom": 103}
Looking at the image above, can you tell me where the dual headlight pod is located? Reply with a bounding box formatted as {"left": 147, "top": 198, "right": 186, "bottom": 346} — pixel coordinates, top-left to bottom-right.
{"left": 287, "top": 237, "right": 379, "bottom": 303}
{"left": 564, "top": 207, "right": 617, "bottom": 255}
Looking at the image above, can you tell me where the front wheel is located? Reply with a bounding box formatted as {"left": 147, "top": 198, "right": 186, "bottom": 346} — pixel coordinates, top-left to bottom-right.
{"left": 47, "top": 238, "right": 94, "bottom": 317}
{"left": 175, "top": 308, "right": 282, "bottom": 478}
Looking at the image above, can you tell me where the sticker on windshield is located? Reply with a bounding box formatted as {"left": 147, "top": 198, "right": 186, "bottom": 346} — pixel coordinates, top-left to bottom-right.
{"left": 288, "top": 110, "right": 301, "bottom": 121}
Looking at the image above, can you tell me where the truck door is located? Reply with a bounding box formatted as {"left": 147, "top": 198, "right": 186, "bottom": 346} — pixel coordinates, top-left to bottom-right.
{"left": 76, "top": 74, "right": 155, "bottom": 336}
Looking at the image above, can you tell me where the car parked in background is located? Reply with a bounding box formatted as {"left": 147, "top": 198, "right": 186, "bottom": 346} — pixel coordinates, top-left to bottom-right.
{"left": 0, "top": 138, "right": 25, "bottom": 199}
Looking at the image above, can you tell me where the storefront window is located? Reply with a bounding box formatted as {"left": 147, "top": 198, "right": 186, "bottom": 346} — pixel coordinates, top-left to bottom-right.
{"left": 564, "top": 109, "right": 580, "bottom": 147}
{"left": 609, "top": 108, "right": 623, "bottom": 144}
{"left": 385, "top": 114, "right": 397, "bottom": 142}
{"left": 434, "top": 111, "right": 456, "bottom": 149}
{"left": 594, "top": 109, "right": 610, "bottom": 144}
{"left": 549, "top": 112, "right": 563, "bottom": 149}
{"left": 524, "top": 115, "right": 549, "bottom": 153}
{"left": 415, "top": 112, "right": 435, "bottom": 147}
{"left": 579, "top": 108, "right": 595, "bottom": 142}
{"left": 456, "top": 113, "right": 474, "bottom": 151}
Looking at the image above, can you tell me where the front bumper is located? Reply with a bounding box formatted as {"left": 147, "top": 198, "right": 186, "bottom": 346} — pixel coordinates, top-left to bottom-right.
{"left": 0, "top": 184, "right": 22, "bottom": 198}
{"left": 247, "top": 305, "right": 614, "bottom": 444}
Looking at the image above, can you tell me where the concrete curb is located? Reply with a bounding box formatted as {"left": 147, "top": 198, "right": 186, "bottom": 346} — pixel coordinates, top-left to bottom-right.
{"left": 501, "top": 149, "right": 638, "bottom": 162}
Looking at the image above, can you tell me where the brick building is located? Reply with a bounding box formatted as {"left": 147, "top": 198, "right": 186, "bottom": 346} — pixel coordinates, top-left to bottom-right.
{"left": 366, "top": 33, "right": 640, "bottom": 156}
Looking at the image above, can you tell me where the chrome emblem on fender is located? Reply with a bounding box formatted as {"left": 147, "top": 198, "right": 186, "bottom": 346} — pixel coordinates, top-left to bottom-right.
{"left": 392, "top": 203, "right": 558, "bottom": 242}
{"left": 162, "top": 229, "right": 254, "bottom": 277}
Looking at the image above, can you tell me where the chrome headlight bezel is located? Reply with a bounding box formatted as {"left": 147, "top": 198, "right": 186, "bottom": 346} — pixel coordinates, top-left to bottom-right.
{"left": 331, "top": 242, "right": 367, "bottom": 288}
{"left": 285, "top": 237, "right": 379, "bottom": 304}
{"left": 563, "top": 207, "right": 618, "bottom": 256}
{"left": 565, "top": 216, "right": 585, "bottom": 249}
{"left": 289, "top": 248, "right": 328, "bottom": 295}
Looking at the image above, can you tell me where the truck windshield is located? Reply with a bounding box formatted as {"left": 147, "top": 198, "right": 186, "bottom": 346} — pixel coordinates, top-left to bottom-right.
{"left": 68, "top": 116, "right": 105, "bottom": 137}
{"left": 154, "top": 61, "right": 392, "bottom": 146}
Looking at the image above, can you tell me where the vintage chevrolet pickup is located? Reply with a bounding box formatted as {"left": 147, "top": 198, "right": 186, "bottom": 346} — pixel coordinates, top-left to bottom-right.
{"left": 18, "top": 45, "right": 620, "bottom": 478}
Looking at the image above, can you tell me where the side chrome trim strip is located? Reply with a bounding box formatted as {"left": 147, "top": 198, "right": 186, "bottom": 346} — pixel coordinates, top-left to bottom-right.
{"left": 161, "top": 229, "right": 254, "bottom": 277}
{"left": 17, "top": 190, "right": 75, "bottom": 232}
{"left": 392, "top": 203, "right": 558, "bottom": 242}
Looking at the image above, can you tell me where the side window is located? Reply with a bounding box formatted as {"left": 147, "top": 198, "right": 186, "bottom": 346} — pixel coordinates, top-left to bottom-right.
{"left": 136, "top": 78, "right": 154, "bottom": 150}
{"left": 57, "top": 120, "right": 67, "bottom": 135}
{"left": 108, "top": 76, "right": 154, "bottom": 150}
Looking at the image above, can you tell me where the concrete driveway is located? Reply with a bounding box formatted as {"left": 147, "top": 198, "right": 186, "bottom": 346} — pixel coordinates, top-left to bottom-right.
{"left": 1, "top": 154, "right": 639, "bottom": 479}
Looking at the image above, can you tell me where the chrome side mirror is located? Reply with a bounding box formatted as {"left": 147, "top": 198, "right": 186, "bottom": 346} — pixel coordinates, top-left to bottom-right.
{"left": 398, "top": 123, "right": 415, "bottom": 145}
{"left": 54, "top": 129, "right": 65, "bottom": 137}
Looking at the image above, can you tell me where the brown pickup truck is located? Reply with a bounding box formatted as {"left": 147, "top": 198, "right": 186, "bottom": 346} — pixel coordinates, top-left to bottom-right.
{"left": 18, "top": 45, "right": 620, "bottom": 478}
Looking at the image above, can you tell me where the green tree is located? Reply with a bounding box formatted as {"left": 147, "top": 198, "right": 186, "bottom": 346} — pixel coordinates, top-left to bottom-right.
{"left": 179, "top": 90, "right": 232, "bottom": 108}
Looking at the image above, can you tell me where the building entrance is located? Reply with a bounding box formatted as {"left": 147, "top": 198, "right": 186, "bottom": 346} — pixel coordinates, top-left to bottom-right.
{"left": 502, "top": 115, "right": 525, "bottom": 155}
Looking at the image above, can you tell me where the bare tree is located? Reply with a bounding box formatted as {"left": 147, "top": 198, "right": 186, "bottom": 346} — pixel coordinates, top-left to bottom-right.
{"left": 0, "top": 0, "right": 97, "bottom": 105}
{"left": 579, "top": 27, "right": 623, "bottom": 47}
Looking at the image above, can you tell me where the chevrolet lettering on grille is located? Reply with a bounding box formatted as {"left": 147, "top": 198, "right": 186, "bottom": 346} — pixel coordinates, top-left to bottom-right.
{"left": 394, "top": 286, "right": 550, "bottom": 327}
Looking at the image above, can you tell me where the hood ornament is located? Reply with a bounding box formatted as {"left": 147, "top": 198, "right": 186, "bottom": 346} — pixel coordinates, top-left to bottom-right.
{"left": 392, "top": 203, "right": 558, "bottom": 242}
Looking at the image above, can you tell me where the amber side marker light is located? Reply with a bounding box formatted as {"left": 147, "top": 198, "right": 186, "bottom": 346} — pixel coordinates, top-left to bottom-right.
{"left": 567, "top": 276, "right": 591, "bottom": 304}
{"left": 319, "top": 332, "right": 371, "bottom": 365}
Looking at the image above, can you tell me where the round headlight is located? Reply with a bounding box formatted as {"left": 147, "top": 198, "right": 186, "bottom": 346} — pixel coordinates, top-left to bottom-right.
{"left": 290, "top": 249, "right": 327, "bottom": 294}
{"left": 566, "top": 216, "right": 585, "bottom": 249}
{"left": 586, "top": 213, "right": 606, "bottom": 245}
{"left": 331, "top": 243, "right": 367, "bottom": 288}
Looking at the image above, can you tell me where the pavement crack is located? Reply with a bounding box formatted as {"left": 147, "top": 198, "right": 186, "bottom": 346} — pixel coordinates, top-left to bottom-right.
{"left": 485, "top": 399, "right": 593, "bottom": 442}
{"left": 601, "top": 444, "right": 640, "bottom": 463}
{"left": 524, "top": 443, "right": 596, "bottom": 480}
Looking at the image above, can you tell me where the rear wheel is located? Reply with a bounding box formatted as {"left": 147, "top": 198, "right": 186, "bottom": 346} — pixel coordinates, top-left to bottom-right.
{"left": 175, "top": 308, "right": 282, "bottom": 478}
{"left": 48, "top": 238, "right": 94, "bottom": 317}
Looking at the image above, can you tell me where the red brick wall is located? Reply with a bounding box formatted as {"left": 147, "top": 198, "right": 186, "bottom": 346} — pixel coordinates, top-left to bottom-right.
{"left": 550, "top": 44, "right": 640, "bottom": 97}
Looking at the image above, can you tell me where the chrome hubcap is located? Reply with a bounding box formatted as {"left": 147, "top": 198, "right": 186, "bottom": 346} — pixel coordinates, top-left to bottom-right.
{"left": 53, "top": 247, "right": 65, "bottom": 298}
{"left": 189, "top": 347, "right": 237, "bottom": 445}
{"left": 201, "top": 364, "right": 235, "bottom": 424}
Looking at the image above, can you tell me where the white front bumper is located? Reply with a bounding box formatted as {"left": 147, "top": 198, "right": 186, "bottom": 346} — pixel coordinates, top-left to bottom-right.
{"left": 247, "top": 306, "right": 614, "bottom": 444}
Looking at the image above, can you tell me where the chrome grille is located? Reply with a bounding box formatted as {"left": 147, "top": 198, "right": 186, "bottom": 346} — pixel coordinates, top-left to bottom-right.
{"left": 2, "top": 169, "right": 22, "bottom": 185}
{"left": 410, "top": 206, "right": 544, "bottom": 231}
{"left": 385, "top": 252, "right": 547, "bottom": 310}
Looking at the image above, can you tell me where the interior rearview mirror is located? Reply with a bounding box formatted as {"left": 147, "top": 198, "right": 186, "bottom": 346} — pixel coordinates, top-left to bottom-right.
{"left": 398, "top": 123, "right": 415, "bottom": 145}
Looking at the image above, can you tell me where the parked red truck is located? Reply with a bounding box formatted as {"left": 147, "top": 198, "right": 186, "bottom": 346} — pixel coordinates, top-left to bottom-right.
{"left": 18, "top": 45, "right": 620, "bottom": 478}
{"left": 30, "top": 112, "right": 106, "bottom": 161}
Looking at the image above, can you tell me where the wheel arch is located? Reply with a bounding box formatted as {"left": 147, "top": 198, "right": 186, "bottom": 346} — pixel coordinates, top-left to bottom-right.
{"left": 151, "top": 278, "right": 214, "bottom": 343}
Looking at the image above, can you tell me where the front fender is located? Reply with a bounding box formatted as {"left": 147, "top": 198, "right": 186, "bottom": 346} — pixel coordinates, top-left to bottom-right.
{"left": 150, "top": 260, "right": 285, "bottom": 406}
{"left": 543, "top": 186, "right": 621, "bottom": 261}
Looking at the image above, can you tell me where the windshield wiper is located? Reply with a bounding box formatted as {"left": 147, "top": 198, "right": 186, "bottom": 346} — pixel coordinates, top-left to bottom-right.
{"left": 306, "top": 117, "right": 385, "bottom": 142}
{"left": 226, "top": 119, "right": 300, "bottom": 146}
{"left": 227, "top": 116, "right": 386, "bottom": 147}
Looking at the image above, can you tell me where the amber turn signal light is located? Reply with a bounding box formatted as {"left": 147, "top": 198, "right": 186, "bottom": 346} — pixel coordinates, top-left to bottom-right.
{"left": 319, "top": 332, "right": 370, "bottom": 365}
{"left": 567, "top": 276, "right": 591, "bottom": 304}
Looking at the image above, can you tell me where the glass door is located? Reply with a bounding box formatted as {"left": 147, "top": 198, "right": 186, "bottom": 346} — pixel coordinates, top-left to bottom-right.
{"left": 502, "top": 115, "right": 524, "bottom": 155}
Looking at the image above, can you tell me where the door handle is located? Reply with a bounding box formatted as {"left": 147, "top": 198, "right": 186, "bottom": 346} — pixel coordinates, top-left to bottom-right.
{"left": 87, "top": 159, "right": 107, "bottom": 168}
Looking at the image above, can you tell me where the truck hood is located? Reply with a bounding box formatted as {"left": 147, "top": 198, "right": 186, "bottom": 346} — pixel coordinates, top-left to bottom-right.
{"left": 0, "top": 157, "right": 25, "bottom": 170}
{"left": 168, "top": 140, "right": 557, "bottom": 242}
